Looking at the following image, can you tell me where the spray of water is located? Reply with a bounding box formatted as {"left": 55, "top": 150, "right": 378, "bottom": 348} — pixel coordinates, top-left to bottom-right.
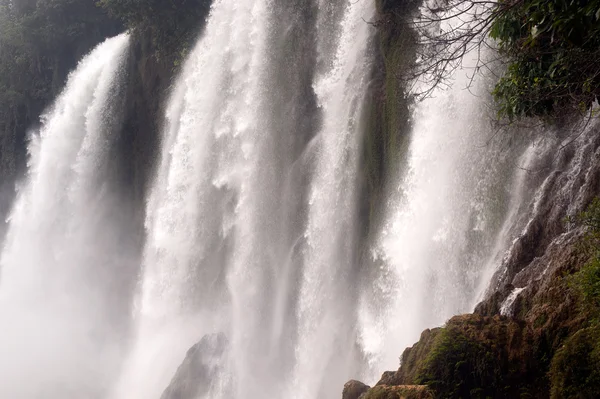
{"left": 2, "top": 1, "right": 595, "bottom": 398}
{"left": 0, "top": 34, "right": 131, "bottom": 398}
{"left": 114, "top": 1, "right": 375, "bottom": 398}
{"left": 357, "top": 53, "right": 541, "bottom": 374}
{"left": 113, "top": 0, "right": 549, "bottom": 396}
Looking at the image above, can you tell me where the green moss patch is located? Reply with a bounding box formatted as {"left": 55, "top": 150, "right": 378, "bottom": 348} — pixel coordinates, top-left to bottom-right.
{"left": 549, "top": 326, "right": 600, "bottom": 399}
{"left": 362, "top": 385, "right": 433, "bottom": 399}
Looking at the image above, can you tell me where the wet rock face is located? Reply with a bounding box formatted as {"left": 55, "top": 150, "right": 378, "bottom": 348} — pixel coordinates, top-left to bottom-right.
{"left": 370, "top": 314, "right": 537, "bottom": 398}
{"left": 160, "top": 333, "right": 228, "bottom": 399}
{"left": 342, "top": 380, "right": 371, "bottom": 399}
{"left": 480, "top": 120, "right": 600, "bottom": 312}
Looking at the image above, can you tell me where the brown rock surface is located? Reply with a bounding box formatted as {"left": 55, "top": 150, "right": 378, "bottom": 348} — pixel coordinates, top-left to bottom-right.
{"left": 361, "top": 384, "right": 433, "bottom": 399}
{"left": 342, "top": 380, "right": 371, "bottom": 399}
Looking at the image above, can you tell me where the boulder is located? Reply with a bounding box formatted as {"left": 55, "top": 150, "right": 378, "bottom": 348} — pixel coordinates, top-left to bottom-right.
{"left": 342, "top": 380, "right": 370, "bottom": 399}
{"left": 160, "top": 333, "right": 228, "bottom": 399}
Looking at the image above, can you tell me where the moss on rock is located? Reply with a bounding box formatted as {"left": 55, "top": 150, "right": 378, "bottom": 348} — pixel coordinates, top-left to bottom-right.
{"left": 343, "top": 380, "right": 371, "bottom": 399}
{"left": 549, "top": 326, "right": 600, "bottom": 399}
{"left": 355, "top": 210, "right": 600, "bottom": 398}
{"left": 415, "top": 315, "right": 535, "bottom": 398}
{"left": 359, "top": 0, "right": 419, "bottom": 240}
{"left": 362, "top": 385, "right": 433, "bottom": 399}
{"left": 378, "top": 329, "right": 442, "bottom": 386}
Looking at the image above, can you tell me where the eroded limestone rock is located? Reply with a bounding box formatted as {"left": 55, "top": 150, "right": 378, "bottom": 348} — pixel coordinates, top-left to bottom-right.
{"left": 160, "top": 333, "right": 228, "bottom": 399}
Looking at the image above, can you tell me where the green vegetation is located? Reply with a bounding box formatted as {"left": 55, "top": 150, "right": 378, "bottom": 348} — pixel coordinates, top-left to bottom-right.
{"left": 570, "top": 197, "right": 600, "bottom": 321}
{"left": 414, "top": 315, "right": 533, "bottom": 398}
{"left": 572, "top": 256, "right": 600, "bottom": 321}
{"left": 549, "top": 327, "right": 600, "bottom": 399}
{"left": 361, "top": 385, "right": 433, "bottom": 399}
{"left": 489, "top": 0, "right": 600, "bottom": 120}
{"left": 0, "top": 0, "right": 120, "bottom": 178}
{"left": 360, "top": 0, "right": 418, "bottom": 240}
{"left": 416, "top": 326, "right": 491, "bottom": 397}
{"left": 547, "top": 198, "right": 600, "bottom": 398}
{"left": 416, "top": 0, "right": 600, "bottom": 120}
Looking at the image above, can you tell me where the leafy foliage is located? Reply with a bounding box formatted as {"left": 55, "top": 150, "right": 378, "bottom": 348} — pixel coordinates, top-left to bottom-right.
{"left": 573, "top": 255, "right": 600, "bottom": 315}
{"left": 549, "top": 327, "right": 600, "bottom": 399}
{"left": 489, "top": 0, "right": 600, "bottom": 119}
{"left": 361, "top": 385, "right": 433, "bottom": 399}
{"left": 416, "top": 326, "right": 493, "bottom": 398}
{"left": 410, "top": 0, "right": 600, "bottom": 120}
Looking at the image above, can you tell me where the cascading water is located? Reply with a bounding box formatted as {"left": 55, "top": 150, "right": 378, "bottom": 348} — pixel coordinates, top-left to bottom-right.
{"left": 0, "top": 34, "right": 131, "bottom": 398}
{"left": 358, "top": 58, "right": 542, "bottom": 372}
{"left": 112, "top": 1, "right": 557, "bottom": 398}
{"left": 2, "top": 1, "right": 597, "bottom": 399}
{"left": 114, "top": 1, "right": 375, "bottom": 398}
{"left": 292, "top": 1, "right": 375, "bottom": 396}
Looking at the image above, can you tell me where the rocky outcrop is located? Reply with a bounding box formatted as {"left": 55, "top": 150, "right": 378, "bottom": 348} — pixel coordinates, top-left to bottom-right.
{"left": 355, "top": 314, "right": 538, "bottom": 398}
{"left": 343, "top": 380, "right": 371, "bottom": 399}
{"left": 478, "top": 118, "right": 600, "bottom": 316}
{"left": 346, "top": 120, "right": 600, "bottom": 398}
{"left": 344, "top": 379, "right": 432, "bottom": 399}
{"left": 377, "top": 328, "right": 441, "bottom": 387}
{"left": 361, "top": 385, "right": 433, "bottom": 399}
{"left": 160, "top": 333, "right": 228, "bottom": 399}
{"left": 346, "top": 220, "right": 599, "bottom": 398}
{"left": 349, "top": 307, "right": 592, "bottom": 398}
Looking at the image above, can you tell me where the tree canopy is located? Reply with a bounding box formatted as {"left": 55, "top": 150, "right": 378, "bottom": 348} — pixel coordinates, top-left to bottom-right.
{"left": 406, "top": 0, "right": 600, "bottom": 120}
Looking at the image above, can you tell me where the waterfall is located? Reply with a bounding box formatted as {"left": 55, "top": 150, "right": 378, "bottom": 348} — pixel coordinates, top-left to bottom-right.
{"left": 0, "top": 34, "right": 131, "bottom": 398}
{"left": 354, "top": 43, "right": 581, "bottom": 378}
{"left": 1, "top": 1, "right": 597, "bottom": 399}
{"left": 292, "top": 0, "right": 374, "bottom": 396}
{"left": 356, "top": 50, "right": 545, "bottom": 372}
{"left": 112, "top": 0, "right": 555, "bottom": 397}
{"left": 113, "top": 0, "right": 375, "bottom": 398}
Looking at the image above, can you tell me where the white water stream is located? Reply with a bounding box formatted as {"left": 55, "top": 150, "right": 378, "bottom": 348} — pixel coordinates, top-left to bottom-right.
{"left": 0, "top": 1, "right": 589, "bottom": 398}
{"left": 0, "top": 34, "right": 131, "bottom": 398}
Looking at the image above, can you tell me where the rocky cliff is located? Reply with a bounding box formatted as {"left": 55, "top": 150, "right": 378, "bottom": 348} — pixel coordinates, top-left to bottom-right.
{"left": 348, "top": 119, "right": 600, "bottom": 398}
{"left": 341, "top": 0, "right": 600, "bottom": 395}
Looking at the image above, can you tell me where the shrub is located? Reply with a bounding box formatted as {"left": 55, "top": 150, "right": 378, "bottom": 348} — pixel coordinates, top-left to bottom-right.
{"left": 549, "top": 327, "right": 600, "bottom": 399}
{"left": 490, "top": 0, "right": 600, "bottom": 120}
